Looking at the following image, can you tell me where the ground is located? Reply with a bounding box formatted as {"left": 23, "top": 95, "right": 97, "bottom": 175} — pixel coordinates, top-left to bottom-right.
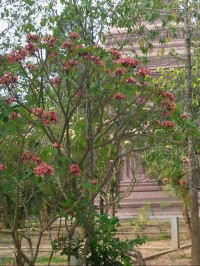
{"left": 139, "top": 241, "right": 191, "bottom": 265}
{"left": 145, "top": 245, "right": 191, "bottom": 265}
{"left": 0, "top": 218, "right": 192, "bottom": 265}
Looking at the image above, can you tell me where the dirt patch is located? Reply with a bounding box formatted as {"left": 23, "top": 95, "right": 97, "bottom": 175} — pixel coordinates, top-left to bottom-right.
{"left": 145, "top": 246, "right": 191, "bottom": 265}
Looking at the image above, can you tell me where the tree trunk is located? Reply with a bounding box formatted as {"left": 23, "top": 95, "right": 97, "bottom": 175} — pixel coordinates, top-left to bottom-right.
{"left": 184, "top": 1, "right": 200, "bottom": 264}
{"left": 182, "top": 200, "right": 191, "bottom": 238}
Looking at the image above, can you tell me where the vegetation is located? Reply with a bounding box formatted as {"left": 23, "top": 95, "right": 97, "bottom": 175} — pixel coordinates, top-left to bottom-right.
{"left": 0, "top": 0, "right": 200, "bottom": 265}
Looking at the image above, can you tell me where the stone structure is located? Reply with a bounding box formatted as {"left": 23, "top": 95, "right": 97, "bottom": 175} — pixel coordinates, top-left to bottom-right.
{"left": 105, "top": 22, "right": 186, "bottom": 217}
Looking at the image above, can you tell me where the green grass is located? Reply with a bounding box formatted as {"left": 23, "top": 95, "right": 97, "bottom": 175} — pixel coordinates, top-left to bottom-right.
{"left": 0, "top": 239, "right": 11, "bottom": 245}
{"left": 0, "top": 256, "right": 68, "bottom": 265}
{"left": 144, "top": 234, "right": 171, "bottom": 242}
{"left": 36, "top": 256, "right": 67, "bottom": 264}
{"left": 0, "top": 257, "right": 15, "bottom": 265}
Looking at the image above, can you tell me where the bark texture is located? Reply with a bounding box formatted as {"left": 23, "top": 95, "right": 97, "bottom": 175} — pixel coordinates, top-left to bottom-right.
{"left": 184, "top": 1, "right": 200, "bottom": 264}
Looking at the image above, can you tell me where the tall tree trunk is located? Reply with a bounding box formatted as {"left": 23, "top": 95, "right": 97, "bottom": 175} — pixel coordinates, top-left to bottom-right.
{"left": 184, "top": 1, "right": 200, "bottom": 264}
{"left": 182, "top": 199, "right": 191, "bottom": 238}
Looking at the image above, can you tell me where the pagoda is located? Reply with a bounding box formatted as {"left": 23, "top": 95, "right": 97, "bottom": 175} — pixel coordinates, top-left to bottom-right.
{"left": 104, "top": 18, "right": 186, "bottom": 217}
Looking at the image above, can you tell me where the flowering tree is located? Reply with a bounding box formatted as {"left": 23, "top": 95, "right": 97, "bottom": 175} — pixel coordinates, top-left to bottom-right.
{"left": 0, "top": 32, "right": 177, "bottom": 265}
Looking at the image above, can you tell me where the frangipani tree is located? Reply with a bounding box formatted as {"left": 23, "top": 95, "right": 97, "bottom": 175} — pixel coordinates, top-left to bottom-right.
{"left": 0, "top": 32, "right": 177, "bottom": 265}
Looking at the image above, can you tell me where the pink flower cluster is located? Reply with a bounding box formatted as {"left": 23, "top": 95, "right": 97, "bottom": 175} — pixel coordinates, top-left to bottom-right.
{"left": 61, "top": 40, "right": 73, "bottom": 49}
{"left": 182, "top": 156, "right": 189, "bottom": 165}
{"left": 64, "top": 60, "right": 78, "bottom": 70}
{"left": 0, "top": 72, "right": 18, "bottom": 85}
{"left": 53, "top": 143, "right": 62, "bottom": 149}
{"left": 32, "top": 108, "right": 59, "bottom": 125}
{"left": 116, "top": 58, "right": 139, "bottom": 68}
{"left": 179, "top": 179, "right": 188, "bottom": 186}
{"left": 75, "top": 91, "right": 81, "bottom": 98}
{"left": 50, "top": 77, "right": 61, "bottom": 87}
{"left": 27, "top": 34, "right": 40, "bottom": 43}
{"left": 6, "top": 35, "right": 39, "bottom": 63}
{"left": 35, "top": 162, "right": 54, "bottom": 177}
{"left": 43, "top": 36, "right": 57, "bottom": 47}
{"left": 9, "top": 112, "right": 21, "bottom": 120}
{"left": 0, "top": 164, "right": 7, "bottom": 171}
{"left": 113, "top": 93, "right": 125, "bottom": 100}
{"left": 70, "top": 164, "right": 80, "bottom": 175}
{"left": 83, "top": 54, "right": 105, "bottom": 66}
{"left": 7, "top": 49, "right": 27, "bottom": 63}
{"left": 24, "top": 42, "right": 38, "bottom": 56}
{"left": 26, "top": 63, "right": 36, "bottom": 71}
{"left": 69, "top": 32, "right": 80, "bottom": 39}
{"left": 21, "top": 151, "right": 54, "bottom": 178}
{"left": 137, "top": 68, "right": 151, "bottom": 76}
{"left": 110, "top": 50, "right": 122, "bottom": 60}
{"left": 6, "top": 97, "right": 15, "bottom": 104}
{"left": 181, "top": 112, "right": 189, "bottom": 119}
{"left": 114, "top": 68, "right": 126, "bottom": 76}
{"left": 21, "top": 151, "right": 42, "bottom": 164}
{"left": 161, "top": 91, "right": 175, "bottom": 116}
{"left": 163, "top": 92, "right": 175, "bottom": 102}
{"left": 162, "top": 120, "right": 175, "bottom": 128}
{"left": 44, "top": 111, "right": 59, "bottom": 125}
{"left": 125, "top": 77, "right": 137, "bottom": 84}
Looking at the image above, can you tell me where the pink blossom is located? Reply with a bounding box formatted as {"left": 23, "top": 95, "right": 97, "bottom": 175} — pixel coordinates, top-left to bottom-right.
{"left": 137, "top": 68, "right": 151, "bottom": 76}
{"left": 110, "top": 50, "right": 122, "bottom": 60}
{"left": 9, "top": 112, "right": 21, "bottom": 120}
{"left": 125, "top": 77, "right": 137, "bottom": 84}
{"left": 157, "top": 120, "right": 161, "bottom": 125}
{"left": 179, "top": 179, "right": 188, "bottom": 186}
{"left": 6, "top": 97, "right": 15, "bottom": 104}
{"left": 45, "top": 111, "right": 59, "bottom": 124}
{"left": 113, "top": 93, "right": 125, "bottom": 100}
{"left": 162, "top": 121, "right": 175, "bottom": 128}
{"left": 114, "top": 68, "right": 126, "bottom": 76}
{"left": 49, "top": 52, "right": 57, "bottom": 58}
{"left": 182, "top": 168, "right": 187, "bottom": 174}
{"left": 43, "top": 36, "right": 57, "bottom": 47}
{"left": 75, "top": 91, "right": 81, "bottom": 98}
{"left": 92, "top": 180, "right": 97, "bottom": 185}
{"left": 21, "top": 151, "right": 33, "bottom": 161}
{"left": 0, "top": 164, "right": 7, "bottom": 171}
{"left": 32, "top": 108, "right": 44, "bottom": 117}
{"left": 70, "top": 164, "right": 80, "bottom": 175}
{"left": 61, "top": 40, "right": 74, "bottom": 49}
{"left": 27, "top": 34, "right": 40, "bottom": 43}
{"left": 106, "top": 69, "right": 111, "bottom": 74}
{"left": 163, "top": 91, "right": 175, "bottom": 102}
{"left": 24, "top": 42, "right": 38, "bottom": 55}
{"left": 32, "top": 156, "right": 42, "bottom": 164}
{"left": 96, "top": 59, "right": 105, "bottom": 66}
{"left": 181, "top": 112, "right": 189, "bottom": 119}
{"left": 50, "top": 77, "right": 61, "bottom": 87}
{"left": 0, "top": 73, "right": 18, "bottom": 85}
{"left": 161, "top": 91, "right": 175, "bottom": 117}
{"left": 64, "top": 60, "right": 78, "bottom": 70}
{"left": 116, "top": 58, "right": 139, "bottom": 68}
{"left": 7, "top": 49, "right": 27, "bottom": 63}
{"left": 35, "top": 162, "right": 54, "bottom": 177}
{"left": 53, "top": 143, "right": 62, "bottom": 149}
{"left": 26, "top": 63, "right": 36, "bottom": 71}
{"left": 32, "top": 108, "right": 59, "bottom": 125}
{"left": 182, "top": 156, "right": 189, "bottom": 165}
{"left": 43, "top": 119, "right": 51, "bottom": 125}
{"left": 69, "top": 32, "right": 80, "bottom": 39}
{"left": 21, "top": 151, "right": 42, "bottom": 164}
